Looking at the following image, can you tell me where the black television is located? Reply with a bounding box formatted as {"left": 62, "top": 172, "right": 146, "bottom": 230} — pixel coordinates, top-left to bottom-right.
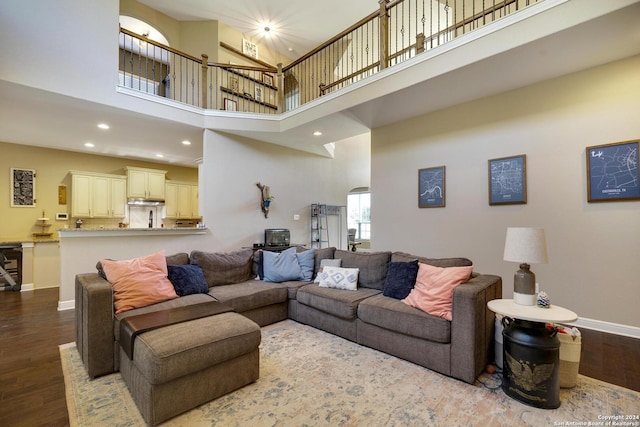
{"left": 265, "top": 229, "right": 290, "bottom": 247}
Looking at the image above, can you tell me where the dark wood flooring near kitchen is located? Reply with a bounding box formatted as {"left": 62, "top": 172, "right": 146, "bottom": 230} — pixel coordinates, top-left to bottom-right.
{"left": 1, "top": 289, "right": 639, "bottom": 426}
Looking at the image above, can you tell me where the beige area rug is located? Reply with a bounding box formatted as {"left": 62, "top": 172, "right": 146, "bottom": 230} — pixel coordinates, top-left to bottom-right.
{"left": 61, "top": 320, "right": 639, "bottom": 426}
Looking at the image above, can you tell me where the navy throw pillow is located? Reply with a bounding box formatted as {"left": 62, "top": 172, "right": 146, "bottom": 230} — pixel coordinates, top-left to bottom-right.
{"left": 383, "top": 260, "right": 419, "bottom": 299}
{"left": 167, "top": 264, "right": 209, "bottom": 296}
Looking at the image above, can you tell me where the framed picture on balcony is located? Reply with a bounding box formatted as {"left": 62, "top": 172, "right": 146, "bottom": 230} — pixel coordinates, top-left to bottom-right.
{"left": 254, "top": 86, "right": 263, "bottom": 103}
{"left": 418, "top": 166, "right": 445, "bottom": 208}
{"left": 262, "top": 73, "right": 274, "bottom": 86}
{"left": 488, "top": 154, "right": 527, "bottom": 205}
{"left": 223, "top": 98, "right": 237, "bottom": 111}
{"left": 586, "top": 139, "right": 640, "bottom": 202}
{"left": 228, "top": 76, "right": 239, "bottom": 93}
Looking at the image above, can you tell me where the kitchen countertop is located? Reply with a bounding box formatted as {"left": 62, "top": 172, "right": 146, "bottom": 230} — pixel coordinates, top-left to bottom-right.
{"left": 58, "top": 227, "right": 208, "bottom": 238}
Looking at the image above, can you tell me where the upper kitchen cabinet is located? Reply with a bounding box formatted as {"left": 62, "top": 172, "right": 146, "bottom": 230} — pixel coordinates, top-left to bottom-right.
{"left": 71, "top": 171, "right": 127, "bottom": 218}
{"left": 165, "top": 181, "right": 199, "bottom": 219}
{"left": 126, "top": 167, "right": 167, "bottom": 200}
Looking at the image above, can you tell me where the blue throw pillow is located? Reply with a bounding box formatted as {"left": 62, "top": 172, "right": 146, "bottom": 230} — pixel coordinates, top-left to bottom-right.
{"left": 382, "top": 260, "right": 419, "bottom": 299}
{"left": 167, "top": 264, "right": 209, "bottom": 296}
{"left": 296, "top": 249, "right": 316, "bottom": 281}
{"left": 262, "top": 247, "right": 302, "bottom": 282}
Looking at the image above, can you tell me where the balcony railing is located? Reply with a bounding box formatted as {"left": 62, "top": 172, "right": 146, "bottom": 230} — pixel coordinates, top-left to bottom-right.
{"left": 118, "top": 0, "right": 541, "bottom": 113}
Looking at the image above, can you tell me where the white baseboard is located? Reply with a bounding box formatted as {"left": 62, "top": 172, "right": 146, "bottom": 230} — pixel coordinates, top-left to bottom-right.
{"left": 571, "top": 317, "right": 640, "bottom": 340}
{"left": 20, "top": 283, "right": 34, "bottom": 291}
{"left": 58, "top": 299, "right": 75, "bottom": 311}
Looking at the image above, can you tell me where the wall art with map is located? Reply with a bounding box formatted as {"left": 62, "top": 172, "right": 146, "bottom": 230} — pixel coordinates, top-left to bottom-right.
{"left": 586, "top": 140, "right": 639, "bottom": 202}
{"left": 488, "top": 154, "right": 526, "bottom": 205}
{"left": 418, "top": 166, "right": 445, "bottom": 208}
{"left": 11, "top": 168, "right": 36, "bottom": 207}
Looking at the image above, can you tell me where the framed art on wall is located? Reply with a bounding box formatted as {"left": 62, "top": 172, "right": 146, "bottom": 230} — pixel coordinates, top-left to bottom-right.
{"left": 418, "top": 166, "right": 445, "bottom": 208}
{"left": 228, "top": 76, "right": 239, "bottom": 93}
{"left": 11, "top": 168, "right": 36, "bottom": 207}
{"left": 262, "top": 73, "right": 274, "bottom": 86}
{"left": 488, "top": 154, "right": 526, "bottom": 205}
{"left": 586, "top": 139, "right": 639, "bottom": 202}
{"left": 223, "top": 98, "right": 237, "bottom": 111}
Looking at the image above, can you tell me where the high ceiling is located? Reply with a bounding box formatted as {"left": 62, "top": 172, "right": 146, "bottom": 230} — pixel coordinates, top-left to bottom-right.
{"left": 137, "top": 0, "right": 378, "bottom": 60}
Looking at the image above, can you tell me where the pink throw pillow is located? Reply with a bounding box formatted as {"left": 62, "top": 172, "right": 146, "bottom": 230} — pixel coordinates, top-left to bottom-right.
{"left": 101, "top": 250, "right": 178, "bottom": 314}
{"left": 402, "top": 262, "right": 473, "bottom": 321}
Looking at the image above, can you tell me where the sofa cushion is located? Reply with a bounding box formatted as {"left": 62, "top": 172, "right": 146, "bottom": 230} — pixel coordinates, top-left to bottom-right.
{"left": 167, "top": 264, "right": 209, "bottom": 297}
{"left": 402, "top": 263, "right": 473, "bottom": 321}
{"left": 190, "top": 248, "right": 254, "bottom": 286}
{"left": 383, "top": 260, "right": 419, "bottom": 300}
{"left": 334, "top": 250, "right": 391, "bottom": 290}
{"left": 296, "top": 249, "right": 316, "bottom": 281}
{"left": 100, "top": 250, "right": 179, "bottom": 314}
{"left": 207, "top": 280, "right": 288, "bottom": 313}
{"left": 131, "top": 312, "right": 261, "bottom": 384}
{"left": 358, "top": 294, "right": 451, "bottom": 343}
{"left": 262, "top": 247, "right": 302, "bottom": 282}
{"left": 317, "top": 266, "right": 359, "bottom": 291}
{"left": 297, "top": 284, "right": 380, "bottom": 320}
{"left": 391, "top": 252, "right": 472, "bottom": 268}
{"left": 314, "top": 246, "right": 337, "bottom": 276}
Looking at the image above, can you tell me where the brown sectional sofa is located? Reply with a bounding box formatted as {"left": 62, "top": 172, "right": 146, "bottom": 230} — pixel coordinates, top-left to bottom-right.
{"left": 75, "top": 246, "right": 501, "bottom": 422}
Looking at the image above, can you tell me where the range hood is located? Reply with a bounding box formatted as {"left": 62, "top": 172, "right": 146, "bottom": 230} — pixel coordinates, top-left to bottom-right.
{"left": 127, "top": 199, "right": 165, "bottom": 206}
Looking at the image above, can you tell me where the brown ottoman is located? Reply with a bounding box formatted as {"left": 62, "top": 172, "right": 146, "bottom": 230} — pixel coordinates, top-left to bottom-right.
{"left": 119, "top": 311, "right": 261, "bottom": 425}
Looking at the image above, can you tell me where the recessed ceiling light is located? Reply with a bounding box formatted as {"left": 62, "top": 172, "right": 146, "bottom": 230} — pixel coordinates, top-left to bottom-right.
{"left": 97, "top": 123, "right": 110, "bottom": 130}
{"left": 156, "top": 154, "right": 164, "bottom": 158}
{"left": 182, "top": 140, "right": 191, "bottom": 146}
{"left": 313, "top": 131, "right": 322, "bottom": 136}
{"left": 84, "top": 142, "right": 95, "bottom": 148}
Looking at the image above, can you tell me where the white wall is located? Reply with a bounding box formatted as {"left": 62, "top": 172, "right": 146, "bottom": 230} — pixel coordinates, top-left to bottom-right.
{"left": 371, "top": 55, "right": 640, "bottom": 329}
{"left": 200, "top": 130, "right": 370, "bottom": 251}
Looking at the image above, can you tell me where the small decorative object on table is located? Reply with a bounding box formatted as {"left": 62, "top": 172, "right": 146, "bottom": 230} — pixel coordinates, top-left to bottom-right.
{"left": 537, "top": 291, "right": 551, "bottom": 308}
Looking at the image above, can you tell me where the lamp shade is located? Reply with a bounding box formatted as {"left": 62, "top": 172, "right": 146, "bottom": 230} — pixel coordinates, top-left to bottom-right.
{"left": 503, "top": 227, "right": 548, "bottom": 264}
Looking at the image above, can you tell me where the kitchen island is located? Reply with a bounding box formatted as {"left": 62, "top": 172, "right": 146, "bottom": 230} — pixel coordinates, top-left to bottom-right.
{"left": 58, "top": 227, "right": 209, "bottom": 310}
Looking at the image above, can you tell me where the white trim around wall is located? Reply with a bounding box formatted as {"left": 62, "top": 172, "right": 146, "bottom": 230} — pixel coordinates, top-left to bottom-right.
{"left": 58, "top": 299, "right": 75, "bottom": 311}
{"left": 571, "top": 317, "right": 640, "bottom": 340}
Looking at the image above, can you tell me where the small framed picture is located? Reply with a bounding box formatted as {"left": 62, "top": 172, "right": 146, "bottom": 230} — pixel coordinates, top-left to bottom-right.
{"left": 488, "top": 154, "right": 527, "bottom": 205}
{"left": 254, "top": 86, "right": 263, "bottom": 103}
{"left": 228, "top": 76, "right": 239, "bottom": 93}
{"left": 262, "top": 73, "right": 274, "bottom": 86}
{"left": 586, "top": 140, "right": 639, "bottom": 202}
{"left": 11, "top": 168, "right": 36, "bottom": 207}
{"left": 418, "top": 166, "right": 445, "bottom": 208}
{"left": 242, "top": 38, "right": 258, "bottom": 59}
{"left": 223, "top": 98, "right": 237, "bottom": 111}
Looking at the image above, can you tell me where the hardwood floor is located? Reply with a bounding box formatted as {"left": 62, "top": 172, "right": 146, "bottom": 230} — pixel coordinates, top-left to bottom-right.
{"left": 0, "top": 289, "right": 638, "bottom": 426}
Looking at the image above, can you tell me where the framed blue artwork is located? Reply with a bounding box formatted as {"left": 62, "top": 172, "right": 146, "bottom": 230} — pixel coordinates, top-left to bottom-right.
{"left": 586, "top": 140, "right": 639, "bottom": 202}
{"left": 488, "top": 154, "right": 526, "bottom": 205}
{"left": 418, "top": 166, "right": 445, "bottom": 208}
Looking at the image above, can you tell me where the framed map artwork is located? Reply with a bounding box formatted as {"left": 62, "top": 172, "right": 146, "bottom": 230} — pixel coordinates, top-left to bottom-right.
{"left": 418, "top": 166, "right": 445, "bottom": 208}
{"left": 488, "top": 154, "right": 526, "bottom": 205}
{"left": 586, "top": 140, "right": 639, "bottom": 202}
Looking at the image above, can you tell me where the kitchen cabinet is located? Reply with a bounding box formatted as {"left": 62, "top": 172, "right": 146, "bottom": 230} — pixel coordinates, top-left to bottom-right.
{"left": 126, "top": 167, "right": 167, "bottom": 200}
{"left": 164, "top": 181, "right": 199, "bottom": 219}
{"left": 71, "top": 172, "right": 127, "bottom": 218}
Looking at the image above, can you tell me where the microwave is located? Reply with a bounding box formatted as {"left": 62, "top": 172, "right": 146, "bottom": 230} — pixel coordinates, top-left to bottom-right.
{"left": 265, "top": 229, "right": 290, "bottom": 247}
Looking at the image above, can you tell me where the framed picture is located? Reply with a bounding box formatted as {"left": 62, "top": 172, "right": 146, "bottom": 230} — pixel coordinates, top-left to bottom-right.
{"left": 242, "top": 38, "right": 258, "bottom": 59}
{"left": 254, "top": 86, "right": 263, "bottom": 103}
{"left": 418, "top": 166, "right": 445, "bottom": 208}
{"left": 262, "top": 73, "right": 274, "bottom": 86}
{"left": 228, "top": 76, "right": 239, "bottom": 93}
{"left": 223, "top": 98, "right": 237, "bottom": 111}
{"left": 11, "top": 168, "right": 36, "bottom": 207}
{"left": 586, "top": 139, "right": 639, "bottom": 202}
{"left": 488, "top": 154, "right": 527, "bottom": 205}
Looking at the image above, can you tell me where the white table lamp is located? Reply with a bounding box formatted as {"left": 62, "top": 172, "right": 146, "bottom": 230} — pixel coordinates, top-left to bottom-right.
{"left": 503, "top": 227, "right": 548, "bottom": 306}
